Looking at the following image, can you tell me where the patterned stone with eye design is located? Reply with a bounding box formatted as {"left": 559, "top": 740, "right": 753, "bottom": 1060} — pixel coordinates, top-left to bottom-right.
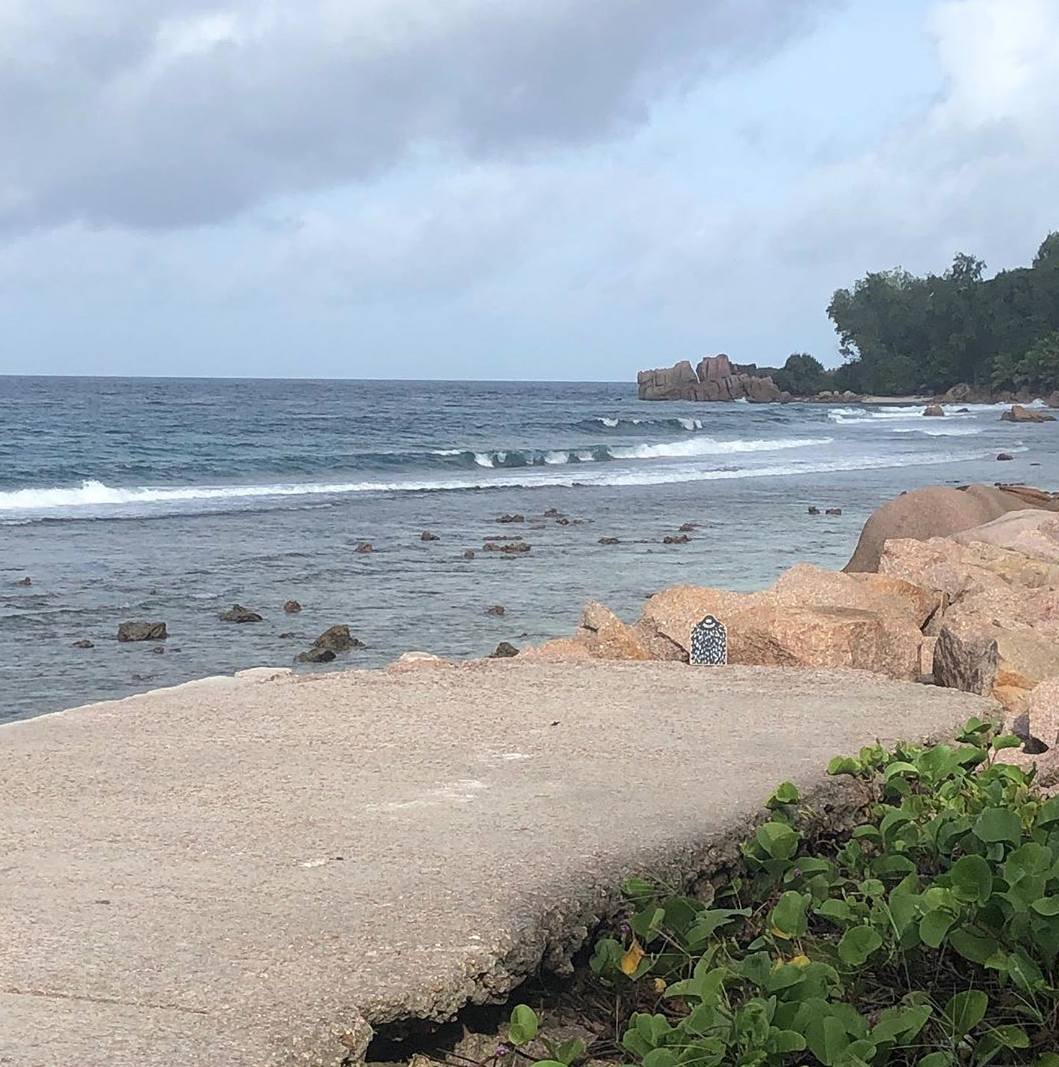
{"left": 690, "top": 614, "right": 728, "bottom": 666}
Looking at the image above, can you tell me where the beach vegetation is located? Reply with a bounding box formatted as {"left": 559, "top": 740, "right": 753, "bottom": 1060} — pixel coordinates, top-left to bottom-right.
{"left": 508, "top": 719, "right": 1059, "bottom": 1067}
{"left": 827, "top": 233, "right": 1059, "bottom": 395}
{"left": 771, "top": 354, "right": 830, "bottom": 397}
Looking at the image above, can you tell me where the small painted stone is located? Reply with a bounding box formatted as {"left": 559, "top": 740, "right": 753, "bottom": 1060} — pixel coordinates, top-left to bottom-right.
{"left": 690, "top": 614, "right": 728, "bottom": 666}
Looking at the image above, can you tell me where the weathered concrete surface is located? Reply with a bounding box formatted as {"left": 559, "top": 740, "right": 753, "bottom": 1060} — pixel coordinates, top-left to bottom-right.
{"left": 0, "top": 661, "right": 992, "bottom": 1067}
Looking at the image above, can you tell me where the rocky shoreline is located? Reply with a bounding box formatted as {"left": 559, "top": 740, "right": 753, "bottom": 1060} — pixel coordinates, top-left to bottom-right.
{"left": 638, "top": 355, "right": 1059, "bottom": 407}
{"left": 493, "top": 481, "right": 1059, "bottom": 776}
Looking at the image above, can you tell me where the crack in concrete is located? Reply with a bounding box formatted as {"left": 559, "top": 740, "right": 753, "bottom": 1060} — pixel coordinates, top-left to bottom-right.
{"left": 3, "top": 984, "right": 209, "bottom": 1016}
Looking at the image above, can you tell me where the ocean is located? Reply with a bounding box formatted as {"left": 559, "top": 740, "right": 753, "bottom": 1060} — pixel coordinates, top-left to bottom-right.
{"left": 2, "top": 375, "right": 1057, "bottom": 723}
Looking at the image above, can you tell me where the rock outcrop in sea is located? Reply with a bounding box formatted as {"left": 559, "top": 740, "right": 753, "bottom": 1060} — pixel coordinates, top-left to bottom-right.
{"left": 637, "top": 355, "right": 788, "bottom": 402}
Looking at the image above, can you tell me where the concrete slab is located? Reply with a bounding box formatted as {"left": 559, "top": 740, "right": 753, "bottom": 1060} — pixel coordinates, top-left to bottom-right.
{"left": 0, "top": 661, "right": 993, "bottom": 1067}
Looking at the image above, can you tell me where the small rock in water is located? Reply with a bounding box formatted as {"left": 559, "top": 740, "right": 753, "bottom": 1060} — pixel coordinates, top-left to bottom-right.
{"left": 218, "top": 604, "right": 263, "bottom": 623}
{"left": 278, "top": 631, "right": 300, "bottom": 639}
{"left": 496, "top": 514, "right": 525, "bottom": 524}
{"left": 483, "top": 541, "right": 531, "bottom": 554}
{"left": 825, "top": 508, "right": 843, "bottom": 516}
{"left": 808, "top": 506, "right": 821, "bottom": 515}
{"left": 420, "top": 530, "right": 440, "bottom": 541}
{"left": 313, "top": 624, "right": 364, "bottom": 652}
{"left": 598, "top": 537, "right": 620, "bottom": 545}
{"left": 151, "top": 646, "right": 166, "bottom": 655}
{"left": 490, "top": 641, "right": 520, "bottom": 658}
{"left": 283, "top": 599, "right": 302, "bottom": 614}
{"left": 118, "top": 621, "right": 167, "bottom": 642}
{"left": 922, "top": 404, "right": 945, "bottom": 417}
{"left": 72, "top": 639, "right": 94, "bottom": 649}
{"left": 355, "top": 542, "right": 374, "bottom": 553}
{"left": 15, "top": 576, "right": 31, "bottom": 587}
{"left": 997, "top": 453, "right": 1015, "bottom": 461}
{"left": 544, "top": 508, "right": 563, "bottom": 518}
{"left": 296, "top": 648, "right": 336, "bottom": 664}
{"left": 463, "top": 549, "right": 476, "bottom": 560}
{"left": 486, "top": 604, "right": 506, "bottom": 616}
{"left": 663, "top": 534, "right": 691, "bottom": 545}
{"left": 678, "top": 522, "right": 697, "bottom": 532}
{"left": 1002, "top": 404, "right": 1057, "bottom": 423}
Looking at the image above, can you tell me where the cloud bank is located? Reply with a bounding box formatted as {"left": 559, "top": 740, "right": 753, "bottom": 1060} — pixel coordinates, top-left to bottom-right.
{"left": 0, "top": 0, "right": 832, "bottom": 228}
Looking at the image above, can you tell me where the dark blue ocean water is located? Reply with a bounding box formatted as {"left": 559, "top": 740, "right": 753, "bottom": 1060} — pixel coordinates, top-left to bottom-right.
{"left": 2, "top": 376, "right": 1056, "bottom": 721}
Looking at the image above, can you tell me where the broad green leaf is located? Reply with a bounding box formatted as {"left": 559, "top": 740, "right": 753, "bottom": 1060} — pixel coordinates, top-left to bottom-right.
{"left": 884, "top": 761, "right": 919, "bottom": 781}
{"left": 942, "top": 990, "right": 988, "bottom": 1039}
{"left": 555, "top": 1038, "right": 586, "bottom": 1065}
{"left": 974, "top": 807, "right": 1022, "bottom": 844}
{"left": 769, "top": 1030, "right": 807, "bottom": 1053}
{"left": 766, "top": 782, "right": 801, "bottom": 808}
{"left": 508, "top": 1004, "right": 539, "bottom": 1046}
{"left": 641, "top": 1051, "right": 679, "bottom": 1067}
{"left": 949, "top": 927, "right": 999, "bottom": 965}
{"left": 769, "top": 891, "right": 809, "bottom": 940}
{"left": 950, "top": 854, "right": 993, "bottom": 903}
{"left": 919, "top": 909, "right": 955, "bottom": 948}
{"left": 755, "top": 821, "right": 801, "bottom": 860}
{"left": 1037, "top": 797, "right": 1059, "bottom": 826}
{"left": 1032, "top": 896, "right": 1059, "bottom": 916}
{"left": 622, "top": 878, "right": 657, "bottom": 903}
{"left": 804, "top": 1014, "right": 851, "bottom": 1066}
{"left": 838, "top": 925, "right": 883, "bottom": 965}
{"left": 684, "top": 908, "right": 749, "bottom": 947}
{"left": 993, "top": 733, "right": 1024, "bottom": 750}
{"left": 828, "top": 756, "right": 861, "bottom": 776}
{"left": 870, "top": 1004, "right": 931, "bottom": 1043}
{"left": 986, "top": 1024, "right": 1029, "bottom": 1049}
{"left": 1007, "top": 947, "right": 1045, "bottom": 993}
{"left": 817, "top": 899, "right": 853, "bottom": 923}
{"left": 919, "top": 1055, "right": 954, "bottom": 1067}
{"left": 631, "top": 907, "right": 665, "bottom": 941}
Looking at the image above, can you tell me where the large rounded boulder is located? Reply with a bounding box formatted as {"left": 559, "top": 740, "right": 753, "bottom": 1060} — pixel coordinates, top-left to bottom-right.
{"left": 844, "top": 484, "right": 1056, "bottom": 573}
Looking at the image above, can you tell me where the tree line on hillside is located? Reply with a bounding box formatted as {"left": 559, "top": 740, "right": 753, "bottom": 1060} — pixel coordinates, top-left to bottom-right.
{"left": 762, "top": 232, "right": 1059, "bottom": 397}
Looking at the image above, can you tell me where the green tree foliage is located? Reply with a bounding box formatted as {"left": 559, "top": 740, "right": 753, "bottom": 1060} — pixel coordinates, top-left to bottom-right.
{"left": 828, "top": 234, "right": 1059, "bottom": 395}
{"left": 773, "top": 353, "right": 830, "bottom": 396}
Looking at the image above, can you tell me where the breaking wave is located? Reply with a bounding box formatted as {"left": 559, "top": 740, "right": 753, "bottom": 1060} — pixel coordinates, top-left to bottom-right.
{"left": 829, "top": 399, "right": 1049, "bottom": 424}
{"left": 581, "top": 416, "right": 705, "bottom": 431}
{"left": 0, "top": 439, "right": 1016, "bottom": 523}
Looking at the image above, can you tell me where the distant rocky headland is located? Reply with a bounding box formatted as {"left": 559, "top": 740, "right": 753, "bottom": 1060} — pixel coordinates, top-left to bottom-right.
{"left": 639, "top": 355, "right": 785, "bottom": 403}
{"left": 637, "top": 354, "right": 1059, "bottom": 406}
{"left": 637, "top": 354, "right": 860, "bottom": 403}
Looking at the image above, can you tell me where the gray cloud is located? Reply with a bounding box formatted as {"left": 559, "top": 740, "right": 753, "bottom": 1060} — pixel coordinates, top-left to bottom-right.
{"left": 0, "top": 0, "right": 834, "bottom": 229}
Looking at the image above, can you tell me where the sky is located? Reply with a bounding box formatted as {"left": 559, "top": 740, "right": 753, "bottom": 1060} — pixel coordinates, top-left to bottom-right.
{"left": 0, "top": 0, "right": 1057, "bottom": 381}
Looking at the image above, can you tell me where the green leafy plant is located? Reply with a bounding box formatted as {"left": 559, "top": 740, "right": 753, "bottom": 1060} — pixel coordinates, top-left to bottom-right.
{"left": 519, "top": 720, "right": 1059, "bottom": 1067}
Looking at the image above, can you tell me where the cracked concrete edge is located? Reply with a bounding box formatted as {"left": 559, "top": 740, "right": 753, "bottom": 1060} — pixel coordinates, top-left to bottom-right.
{"left": 276, "top": 769, "right": 898, "bottom": 1067}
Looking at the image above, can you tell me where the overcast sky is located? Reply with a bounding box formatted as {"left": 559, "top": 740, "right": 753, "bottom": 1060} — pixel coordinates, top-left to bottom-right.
{"left": 1, "top": 0, "right": 1056, "bottom": 380}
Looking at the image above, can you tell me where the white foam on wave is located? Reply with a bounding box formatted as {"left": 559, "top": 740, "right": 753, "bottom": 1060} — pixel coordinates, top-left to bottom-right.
{"left": 608, "top": 436, "right": 832, "bottom": 460}
{"left": 589, "top": 415, "right": 702, "bottom": 431}
{"left": 890, "top": 426, "right": 983, "bottom": 437}
{"left": 830, "top": 398, "right": 1049, "bottom": 425}
{"left": 1, "top": 439, "right": 1027, "bottom": 519}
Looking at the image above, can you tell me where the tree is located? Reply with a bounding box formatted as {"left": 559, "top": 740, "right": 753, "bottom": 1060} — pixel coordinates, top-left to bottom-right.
{"left": 828, "top": 234, "right": 1059, "bottom": 395}
{"left": 1013, "top": 330, "right": 1059, "bottom": 390}
{"left": 773, "top": 353, "right": 828, "bottom": 395}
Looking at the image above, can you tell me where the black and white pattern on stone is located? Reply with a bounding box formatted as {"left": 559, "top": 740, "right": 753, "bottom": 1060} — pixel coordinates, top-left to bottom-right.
{"left": 690, "top": 614, "right": 728, "bottom": 665}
